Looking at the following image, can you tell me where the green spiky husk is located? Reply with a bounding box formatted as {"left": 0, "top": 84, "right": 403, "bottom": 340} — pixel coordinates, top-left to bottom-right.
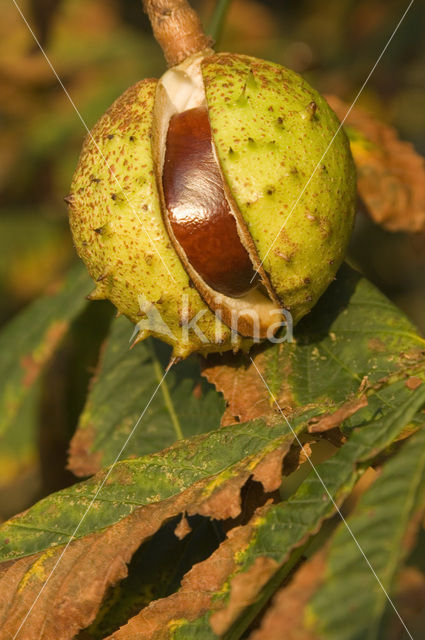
{"left": 68, "top": 53, "right": 356, "bottom": 356}
{"left": 203, "top": 54, "right": 356, "bottom": 323}
{"left": 68, "top": 79, "right": 249, "bottom": 357}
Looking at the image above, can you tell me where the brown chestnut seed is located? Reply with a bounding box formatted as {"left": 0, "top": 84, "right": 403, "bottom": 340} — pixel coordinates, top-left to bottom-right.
{"left": 152, "top": 55, "right": 284, "bottom": 340}
{"left": 163, "top": 106, "right": 258, "bottom": 298}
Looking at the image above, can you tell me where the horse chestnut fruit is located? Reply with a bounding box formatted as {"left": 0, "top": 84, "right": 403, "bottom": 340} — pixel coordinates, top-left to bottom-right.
{"left": 67, "top": 17, "right": 356, "bottom": 358}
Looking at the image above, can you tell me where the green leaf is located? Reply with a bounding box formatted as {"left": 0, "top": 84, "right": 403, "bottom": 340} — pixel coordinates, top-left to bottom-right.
{"left": 167, "top": 386, "right": 425, "bottom": 640}
{"left": 0, "top": 262, "right": 92, "bottom": 439}
{"left": 1, "top": 266, "right": 424, "bottom": 640}
{"left": 204, "top": 264, "right": 425, "bottom": 429}
{"left": 68, "top": 316, "right": 225, "bottom": 476}
{"left": 0, "top": 382, "right": 40, "bottom": 487}
{"left": 286, "top": 264, "right": 425, "bottom": 406}
{"left": 0, "top": 419, "right": 300, "bottom": 640}
{"left": 0, "top": 415, "right": 302, "bottom": 563}
{"left": 0, "top": 263, "right": 94, "bottom": 498}
{"left": 308, "top": 425, "right": 425, "bottom": 640}
{"left": 0, "top": 383, "right": 41, "bottom": 518}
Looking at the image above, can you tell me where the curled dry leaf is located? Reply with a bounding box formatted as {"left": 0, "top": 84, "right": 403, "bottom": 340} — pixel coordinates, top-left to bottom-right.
{"left": 0, "top": 431, "right": 292, "bottom": 640}
{"left": 103, "top": 505, "right": 278, "bottom": 640}
{"left": 307, "top": 394, "right": 368, "bottom": 433}
{"left": 108, "top": 388, "right": 425, "bottom": 639}
{"left": 282, "top": 441, "right": 313, "bottom": 476}
{"left": 248, "top": 550, "right": 326, "bottom": 640}
{"left": 325, "top": 95, "right": 425, "bottom": 233}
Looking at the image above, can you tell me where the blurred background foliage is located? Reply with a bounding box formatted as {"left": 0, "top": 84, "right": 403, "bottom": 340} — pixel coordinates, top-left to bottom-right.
{"left": 0, "top": 0, "right": 424, "bottom": 510}
{"left": 1, "top": 4, "right": 425, "bottom": 630}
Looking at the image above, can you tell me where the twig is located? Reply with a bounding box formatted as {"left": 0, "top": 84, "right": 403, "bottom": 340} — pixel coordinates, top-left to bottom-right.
{"left": 142, "top": 0, "right": 213, "bottom": 66}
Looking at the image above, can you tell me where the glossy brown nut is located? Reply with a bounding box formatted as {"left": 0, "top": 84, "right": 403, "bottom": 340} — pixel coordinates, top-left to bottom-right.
{"left": 162, "top": 106, "right": 257, "bottom": 298}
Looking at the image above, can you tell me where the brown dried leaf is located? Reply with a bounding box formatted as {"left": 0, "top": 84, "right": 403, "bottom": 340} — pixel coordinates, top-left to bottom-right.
{"left": 104, "top": 506, "right": 276, "bottom": 640}
{"left": 387, "top": 567, "right": 425, "bottom": 640}
{"left": 201, "top": 345, "right": 293, "bottom": 426}
{"left": 68, "top": 423, "right": 102, "bottom": 477}
{"left": 282, "top": 441, "right": 313, "bottom": 477}
{"left": 210, "top": 555, "right": 279, "bottom": 635}
{"left": 203, "top": 348, "right": 369, "bottom": 439}
{"left": 98, "top": 386, "right": 425, "bottom": 639}
{"left": 307, "top": 394, "right": 368, "bottom": 433}
{"left": 201, "top": 349, "right": 275, "bottom": 425}
{"left": 222, "top": 478, "right": 280, "bottom": 533}
{"left": 0, "top": 442, "right": 290, "bottom": 639}
{"left": 0, "top": 501, "right": 172, "bottom": 640}
{"left": 202, "top": 266, "right": 425, "bottom": 444}
{"left": 248, "top": 551, "right": 326, "bottom": 640}
{"left": 174, "top": 514, "right": 191, "bottom": 540}
{"left": 106, "top": 527, "right": 322, "bottom": 640}
{"left": 101, "top": 473, "right": 327, "bottom": 640}
{"left": 326, "top": 95, "right": 425, "bottom": 233}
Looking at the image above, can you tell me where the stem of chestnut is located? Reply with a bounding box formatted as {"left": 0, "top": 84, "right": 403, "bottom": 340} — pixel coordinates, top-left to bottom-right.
{"left": 142, "top": 0, "right": 213, "bottom": 66}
